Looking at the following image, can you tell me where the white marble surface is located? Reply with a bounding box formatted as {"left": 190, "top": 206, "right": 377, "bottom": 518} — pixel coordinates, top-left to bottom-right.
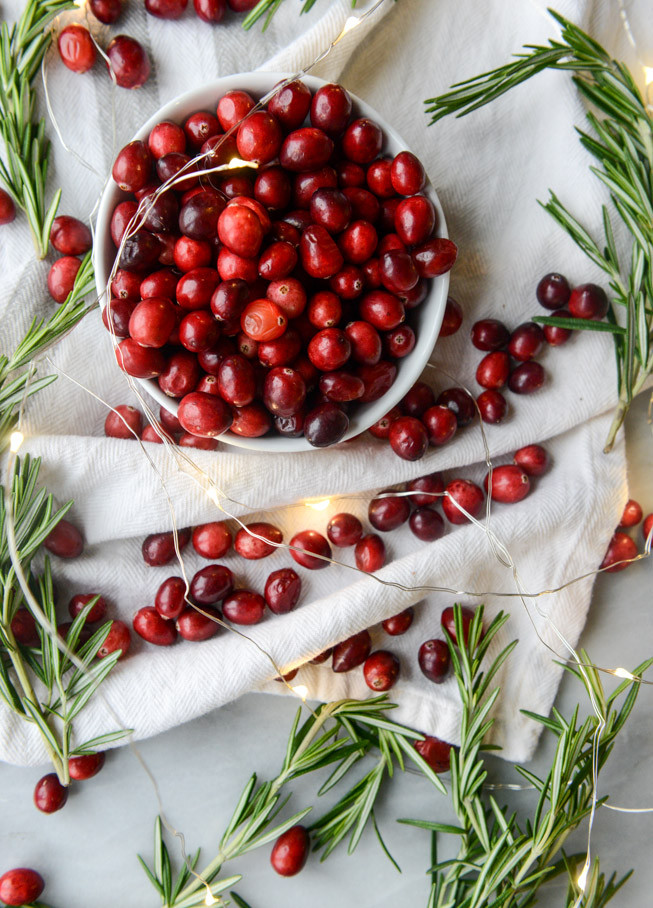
{"left": 0, "top": 391, "right": 651, "bottom": 907}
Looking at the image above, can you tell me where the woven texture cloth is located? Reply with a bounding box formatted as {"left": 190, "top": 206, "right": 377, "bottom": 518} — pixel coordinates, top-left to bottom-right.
{"left": 0, "top": 0, "right": 632, "bottom": 765}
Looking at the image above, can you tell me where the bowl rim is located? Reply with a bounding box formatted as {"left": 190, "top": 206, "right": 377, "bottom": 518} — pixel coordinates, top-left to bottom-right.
{"left": 94, "top": 71, "right": 450, "bottom": 453}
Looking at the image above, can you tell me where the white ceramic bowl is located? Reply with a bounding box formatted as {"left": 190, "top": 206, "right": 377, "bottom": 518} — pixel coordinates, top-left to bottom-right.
{"left": 95, "top": 72, "right": 450, "bottom": 452}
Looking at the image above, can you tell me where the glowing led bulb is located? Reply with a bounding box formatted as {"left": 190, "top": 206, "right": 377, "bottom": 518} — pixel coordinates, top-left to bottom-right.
{"left": 577, "top": 861, "right": 589, "bottom": 892}
{"left": 644, "top": 66, "right": 653, "bottom": 85}
{"left": 204, "top": 887, "right": 217, "bottom": 906}
{"left": 292, "top": 684, "right": 309, "bottom": 701}
{"left": 9, "top": 431, "right": 24, "bottom": 453}
{"left": 306, "top": 498, "right": 330, "bottom": 511}
{"left": 613, "top": 667, "right": 637, "bottom": 681}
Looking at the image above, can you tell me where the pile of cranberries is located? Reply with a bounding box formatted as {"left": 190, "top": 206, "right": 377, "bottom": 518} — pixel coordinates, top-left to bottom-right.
{"left": 600, "top": 497, "right": 651, "bottom": 573}
{"left": 104, "top": 79, "right": 457, "bottom": 446}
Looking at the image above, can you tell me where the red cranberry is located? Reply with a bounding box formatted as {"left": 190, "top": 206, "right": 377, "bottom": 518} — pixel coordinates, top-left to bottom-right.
{"left": 508, "top": 361, "right": 545, "bottom": 394}
{"left": 142, "top": 528, "right": 190, "bottom": 566}
{"left": 116, "top": 340, "right": 165, "bottom": 380}
{"left": 218, "top": 204, "right": 264, "bottom": 259}
{"left": 178, "top": 433, "right": 219, "bottom": 450}
{"left": 217, "top": 249, "right": 258, "bottom": 283}
{"left": 110, "top": 200, "right": 137, "bottom": 246}
{"left": 264, "top": 568, "right": 301, "bottom": 614}
{"left": 642, "top": 513, "right": 653, "bottom": 542}
{"left": 259, "top": 330, "right": 302, "bottom": 367}
{"left": 281, "top": 128, "right": 334, "bottom": 172}
{"left": 304, "top": 402, "right": 349, "bottom": 446}
{"left": 178, "top": 391, "right": 232, "bottom": 437}
{"left": 112, "top": 142, "right": 153, "bottom": 193}
{"left": 308, "top": 291, "right": 341, "bottom": 329}
{"left": 234, "top": 522, "right": 282, "bottom": 559}
{"left": 619, "top": 499, "right": 643, "bottom": 528}
{"left": 231, "top": 403, "right": 272, "bottom": 437}
{"left": 357, "top": 360, "right": 397, "bottom": 402}
{"left": 366, "top": 158, "right": 395, "bottom": 199}
{"left": 513, "top": 443, "right": 548, "bottom": 476}
{"left": 441, "top": 605, "right": 477, "bottom": 646}
{"left": 58, "top": 23, "right": 96, "bottom": 73}
{"left": 255, "top": 167, "right": 292, "bottom": 211}
{"left": 384, "top": 325, "right": 416, "bottom": 358}
{"left": 409, "top": 508, "right": 445, "bottom": 541}
{"left": 369, "top": 491, "right": 410, "bottom": 532}
{"left": 568, "top": 283, "right": 609, "bottom": 319}
{"left": 476, "top": 351, "right": 510, "bottom": 389}
{"left": 601, "top": 532, "right": 638, "bottom": 573}
{"left": 107, "top": 35, "right": 150, "bottom": 89}
{"left": 140, "top": 268, "right": 179, "bottom": 301}
{"left": 216, "top": 89, "right": 255, "bottom": 131}
{"left": 310, "top": 83, "right": 352, "bottom": 136}
{"left": 176, "top": 606, "right": 220, "bottom": 641}
{"left": 442, "top": 479, "right": 484, "bottom": 524}
{"left": 102, "top": 298, "right": 136, "bottom": 337}
{"left": 344, "top": 187, "right": 381, "bottom": 223}
{"left": 111, "top": 269, "right": 141, "bottom": 300}
{"left": 270, "top": 825, "right": 310, "bottom": 877}
{"left": 191, "top": 564, "right": 234, "bottom": 604}
{"left": 354, "top": 533, "right": 385, "bottom": 572}
{"left": 149, "top": 121, "right": 186, "bottom": 159}
{"left": 543, "top": 310, "right": 573, "bottom": 346}
{"left": 241, "top": 299, "right": 287, "bottom": 342}
{"left": 394, "top": 196, "right": 436, "bottom": 246}
{"left": 104, "top": 404, "right": 142, "bottom": 440}
{"left": 418, "top": 638, "right": 450, "bottom": 683}
{"left": 406, "top": 472, "right": 444, "bottom": 507}
{"left": 379, "top": 251, "right": 418, "bottom": 296}
{"left": 338, "top": 220, "right": 378, "bottom": 265}
{"left": 89, "top": 0, "right": 122, "bottom": 22}
{"left": 68, "top": 751, "right": 105, "bottom": 781}
{"left": 414, "top": 735, "right": 451, "bottom": 773}
{"left": 216, "top": 354, "right": 255, "bottom": 407}
{"left": 401, "top": 381, "right": 435, "bottom": 418}
{"left": 258, "top": 242, "right": 297, "bottom": 281}
{"left": 377, "top": 233, "right": 405, "bottom": 256}
{"left": 142, "top": 423, "right": 168, "bottom": 444}
{"left": 50, "top": 215, "right": 92, "bottom": 255}
{"left": 326, "top": 513, "right": 362, "bottom": 547}
{"left": 44, "top": 519, "right": 83, "bottom": 558}
{"left": 337, "top": 160, "right": 366, "bottom": 188}
{"left": 332, "top": 630, "right": 372, "bottom": 672}
{"left": 436, "top": 388, "right": 475, "bottom": 427}
{"left": 310, "top": 188, "right": 351, "bottom": 234}
{"left": 368, "top": 407, "right": 399, "bottom": 438}
{"left": 438, "top": 297, "right": 463, "bottom": 337}
{"left": 485, "top": 464, "right": 530, "bottom": 503}
{"left": 223, "top": 590, "right": 266, "bottom": 625}
{"left": 363, "top": 650, "right": 400, "bottom": 691}
{"left": 145, "top": 0, "right": 187, "bottom": 17}
{"left": 423, "top": 405, "right": 457, "bottom": 446}
{"left": 179, "top": 191, "right": 226, "bottom": 240}
{"left": 290, "top": 529, "right": 331, "bottom": 570}
{"left": 382, "top": 607, "right": 414, "bottom": 636}
{"left": 471, "top": 318, "right": 509, "bottom": 351}
{"left": 267, "top": 277, "right": 307, "bottom": 320}
{"left": 389, "top": 417, "right": 428, "bottom": 461}
{"left": 11, "top": 609, "right": 39, "bottom": 647}
{"left": 158, "top": 350, "right": 201, "bottom": 397}
{"left": 154, "top": 576, "right": 187, "bottom": 620}
{"left": 47, "top": 256, "right": 81, "bottom": 304}
{"left": 300, "top": 225, "right": 344, "bottom": 279}
{"left": 400, "top": 279, "right": 428, "bottom": 309}
{"left": 129, "top": 297, "right": 176, "bottom": 348}
{"left": 293, "top": 167, "right": 338, "bottom": 208}
{"left": 275, "top": 411, "right": 305, "bottom": 436}
{"left": 477, "top": 389, "right": 507, "bottom": 424}
{"left": 308, "top": 328, "right": 351, "bottom": 371}
{"left": 412, "top": 237, "right": 458, "bottom": 277}
{"left": 69, "top": 594, "right": 107, "bottom": 623}
{"left": 310, "top": 648, "right": 333, "bottom": 664}
{"left": 118, "top": 230, "right": 162, "bottom": 272}
{"left": 0, "top": 869, "right": 45, "bottom": 906}
{"left": 378, "top": 196, "right": 401, "bottom": 231}
{"left": 192, "top": 522, "right": 231, "bottom": 559}
{"left": 318, "top": 372, "right": 363, "bottom": 402}
{"left": 268, "top": 79, "right": 312, "bottom": 129}
{"left": 342, "top": 118, "right": 383, "bottom": 164}
{"left": 537, "top": 272, "right": 571, "bottom": 310}
{"left": 508, "top": 322, "right": 545, "bottom": 361}
{"left": 345, "top": 320, "right": 382, "bottom": 365}
{"left": 330, "top": 265, "right": 364, "bottom": 300}
{"left": 391, "top": 151, "right": 426, "bottom": 195}
{"left": 133, "top": 607, "right": 178, "bottom": 645}
{"left": 359, "top": 290, "right": 405, "bottom": 331}
{"left": 34, "top": 773, "right": 68, "bottom": 813}
{"left": 0, "top": 188, "right": 15, "bottom": 225}
{"left": 157, "top": 152, "right": 197, "bottom": 192}
{"left": 262, "top": 367, "right": 306, "bottom": 417}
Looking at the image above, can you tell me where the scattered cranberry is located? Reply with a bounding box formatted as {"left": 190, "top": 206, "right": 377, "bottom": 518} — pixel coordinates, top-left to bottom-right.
{"left": 34, "top": 773, "right": 68, "bottom": 813}
{"left": 508, "top": 361, "right": 545, "bottom": 394}
{"left": 508, "top": 322, "right": 545, "bottom": 362}
{"left": 414, "top": 735, "right": 451, "bottom": 773}
{"left": 476, "top": 350, "right": 510, "bottom": 389}
{"left": 442, "top": 480, "right": 484, "bottom": 525}
{"left": 145, "top": 0, "right": 187, "bottom": 18}
{"left": 47, "top": 256, "right": 81, "bottom": 303}
{"left": 0, "top": 868, "right": 45, "bottom": 906}
{"left": 409, "top": 508, "right": 445, "bottom": 541}
{"left": 441, "top": 605, "right": 476, "bottom": 646}
{"left": 104, "top": 404, "right": 142, "bottom": 439}
{"left": 192, "top": 522, "right": 231, "bottom": 559}
{"left": 68, "top": 751, "right": 106, "bottom": 781}
{"left": 133, "top": 607, "right": 178, "bottom": 645}
{"left": 568, "top": 283, "right": 608, "bottom": 319}
{"left": 0, "top": 188, "right": 16, "bottom": 225}
{"left": 513, "top": 443, "right": 548, "bottom": 476}
{"left": 423, "top": 405, "right": 457, "bottom": 446}
{"left": 155, "top": 576, "right": 187, "bottom": 620}
{"left": 223, "top": 590, "right": 266, "bottom": 625}
{"left": 327, "top": 512, "right": 363, "bottom": 547}
{"left": 470, "top": 318, "right": 509, "bottom": 351}
{"left": 369, "top": 491, "right": 410, "bottom": 532}
{"left": 618, "top": 499, "right": 643, "bottom": 528}
{"left": 270, "top": 825, "right": 310, "bottom": 877}
{"left": 332, "top": 630, "right": 372, "bottom": 672}
{"left": 543, "top": 310, "right": 573, "bottom": 346}
{"left": 363, "top": 650, "right": 400, "bottom": 691}
{"left": 68, "top": 593, "right": 107, "bottom": 623}
{"left": 485, "top": 464, "right": 530, "bottom": 503}
{"left": 106, "top": 35, "right": 150, "bottom": 90}
{"left": 642, "top": 513, "right": 653, "bottom": 542}
{"left": 11, "top": 609, "right": 39, "bottom": 647}
{"left": 436, "top": 388, "right": 475, "bottom": 426}
{"left": 600, "top": 532, "right": 638, "bottom": 573}
{"left": 44, "top": 519, "right": 83, "bottom": 558}
{"left": 290, "top": 529, "right": 331, "bottom": 570}
{"left": 389, "top": 416, "right": 428, "bottom": 461}
{"left": 176, "top": 606, "right": 220, "bottom": 641}
{"left": 97, "top": 619, "right": 131, "bottom": 658}
{"left": 536, "top": 272, "right": 570, "bottom": 310}
{"left": 234, "top": 522, "right": 282, "bottom": 559}
{"left": 89, "top": 0, "right": 122, "bottom": 22}
{"left": 142, "top": 528, "right": 190, "bottom": 566}
{"left": 382, "top": 607, "right": 413, "bottom": 636}
{"left": 264, "top": 568, "right": 301, "bottom": 614}
{"left": 401, "top": 382, "right": 435, "bottom": 418}
{"left": 439, "top": 297, "right": 463, "bottom": 336}
{"left": 50, "top": 215, "right": 92, "bottom": 255}
{"left": 418, "top": 638, "right": 450, "bottom": 683}
{"left": 406, "top": 472, "right": 444, "bottom": 507}
{"left": 57, "top": 24, "right": 96, "bottom": 73}
{"left": 190, "top": 564, "right": 234, "bottom": 604}
{"left": 477, "top": 389, "right": 507, "bottom": 424}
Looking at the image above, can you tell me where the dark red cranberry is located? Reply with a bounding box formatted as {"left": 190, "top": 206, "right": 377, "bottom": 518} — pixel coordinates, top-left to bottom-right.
{"left": 406, "top": 472, "right": 444, "bottom": 508}
{"left": 508, "top": 322, "right": 545, "bottom": 362}
{"left": 133, "top": 607, "right": 178, "bottom": 645}
{"left": 179, "top": 191, "right": 226, "bottom": 240}
{"left": 50, "top": 215, "right": 92, "bottom": 255}
{"left": 221, "top": 174, "right": 255, "bottom": 200}
{"left": 178, "top": 433, "right": 219, "bottom": 450}
{"left": 436, "top": 388, "right": 475, "bottom": 426}
{"left": 258, "top": 242, "right": 297, "bottom": 281}
{"left": 477, "top": 389, "right": 507, "bottom": 424}
{"left": 215, "top": 354, "right": 255, "bottom": 407}
{"left": 290, "top": 530, "right": 331, "bottom": 570}
{"left": 345, "top": 320, "right": 382, "bottom": 365}
{"left": 300, "top": 225, "right": 344, "bottom": 279}
{"left": 304, "top": 402, "right": 349, "bottom": 446}
{"left": 178, "top": 310, "right": 219, "bottom": 354}
{"left": 379, "top": 251, "right": 418, "bottom": 295}
{"left": 223, "top": 590, "right": 266, "bottom": 625}
{"left": 543, "top": 310, "right": 573, "bottom": 346}
{"left": 394, "top": 196, "right": 436, "bottom": 246}
{"left": 344, "top": 187, "right": 381, "bottom": 223}
{"left": 178, "top": 391, "right": 232, "bottom": 437}
{"left": 310, "top": 83, "right": 352, "bottom": 136}
{"left": 357, "top": 360, "right": 397, "bottom": 402}
{"left": 319, "top": 371, "right": 364, "bottom": 402}
{"left": 158, "top": 350, "right": 201, "bottom": 397}
{"left": 568, "top": 283, "right": 609, "bottom": 319}
{"left": 337, "top": 160, "right": 366, "bottom": 188}
{"left": 194, "top": 0, "right": 226, "bottom": 18}
{"left": 389, "top": 417, "right": 428, "bottom": 461}
{"left": 354, "top": 533, "right": 385, "bottom": 572}
{"left": 332, "top": 629, "right": 372, "bottom": 672}
{"left": 69, "top": 593, "right": 107, "bottom": 623}
{"left": 310, "top": 648, "right": 333, "bottom": 664}
{"left": 58, "top": 23, "right": 96, "bottom": 73}
{"left": 47, "top": 256, "right": 81, "bottom": 303}
{"left": 508, "top": 361, "right": 545, "bottom": 394}
{"left": 44, "top": 519, "right": 83, "bottom": 558}
{"left": 293, "top": 167, "right": 338, "bottom": 208}
{"left": 401, "top": 381, "right": 435, "bottom": 418}
{"left": 89, "top": 0, "right": 122, "bottom": 22}
{"left": 10, "top": 609, "right": 39, "bottom": 646}
{"left": 154, "top": 576, "right": 187, "bottom": 620}
{"left": 476, "top": 351, "right": 510, "bottom": 389}
{"left": 68, "top": 751, "right": 106, "bottom": 781}
{"left": 107, "top": 35, "right": 150, "bottom": 89}
{"left": 379, "top": 196, "right": 401, "bottom": 231}
{"left": 513, "top": 443, "right": 548, "bottom": 476}
{"left": 102, "top": 298, "right": 136, "bottom": 337}
{"left": 414, "top": 736, "right": 451, "bottom": 773}
{"left": 382, "top": 607, "right": 414, "bottom": 636}
{"left": 255, "top": 167, "right": 292, "bottom": 211}
{"left": 330, "top": 264, "right": 364, "bottom": 300}
{"left": 536, "top": 272, "right": 571, "bottom": 310}
{"left": 0, "top": 869, "right": 45, "bottom": 906}
{"left": 234, "top": 522, "right": 282, "bottom": 559}
{"left": 145, "top": 0, "right": 187, "bottom": 17}
{"left": 176, "top": 606, "right": 220, "bottom": 641}
{"left": 412, "top": 237, "right": 457, "bottom": 278}
{"left": 363, "top": 650, "right": 400, "bottom": 691}
{"left": 384, "top": 324, "right": 416, "bottom": 358}
{"left": 423, "top": 405, "right": 457, "bottom": 446}
{"left": 342, "top": 118, "right": 383, "bottom": 164}
{"left": 485, "top": 464, "right": 530, "bottom": 503}
{"left": 264, "top": 568, "right": 301, "bottom": 614}
{"left": 192, "top": 522, "right": 231, "bottom": 559}
{"left": 359, "top": 290, "right": 404, "bottom": 331}
{"left": 369, "top": 491, "right": 410, "bottom": 532}
{"left": 281, "top": 127, "right": 334, "bottom": 172}
{"left": 409, "top": 508, "right": 445, "bottom": 541}
{"left": 190, "top": 564, "right": 234, "bottom": 605}
{"left": 142, "top": 528, "right": 190, "bottom": 567}
{"left": 262, "top": 366, "right": 306, "bottom": 417}
{"left": 326, "top": 512, "right": 363, "bottom": 547}
{"left": 619, "top": 499, "right": 643, "bottom": 529}
{"left": 377, "top": 233, "right": 405, "bottom": 256}
{"left": 435, "top": 296, "right": 462, "bottom": 337}
{"left": 418, "top": 638, "right": 450, "bottom": 683}
{"left": 104, "top": 404, "right": 142, "bottom": 440}
{"left": 366, "top": 158, "right": 395, "bottom": 199}
{"left": 118, "top": 230, "right": 161, "bottom": 272}
{"left": 471, "top": 318, "right": 509, "bottom": 351}
{"left": 400, "top": 278, "right": 428, "bottom": 309}
{"left": 156, "top": 152, "right": 197, "bottom": 192}
{"left": 268, "top": 79, "right": 312, "bottom": 129}
{"left": 391, "top": 151, "right": 426, "bottom": 195}
{"left": 270, "top": 825, "right": 310, "bottom": 877}
{"left": 442, "top": 480, "right": 484, "bottom": 525}
{"left": 310, "top": 188, "right": 351, "bottom": 234}
{"left": 34, "top": 773, "right": 68, "bottom": 813}
{"left": 441, "top": 605, "right": 477, "bottom": 646}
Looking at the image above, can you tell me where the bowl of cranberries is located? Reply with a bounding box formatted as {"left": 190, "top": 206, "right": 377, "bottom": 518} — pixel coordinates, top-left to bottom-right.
{"left": 95, "top": 73, "right": 456, "bottom": 451}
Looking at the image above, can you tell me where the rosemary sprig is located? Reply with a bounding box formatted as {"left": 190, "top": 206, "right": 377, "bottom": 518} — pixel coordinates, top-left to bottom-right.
{"left": 242, "top": 0, "right": 354, "bottom": 31}
{"left": 0, "top": 0, "right": 77, "bottom": 257}
{"left": 425, "top": 11, "right": 653, "bottom": 452}
{"left": 0, "top": 454, "right": 130, "bottom": 782}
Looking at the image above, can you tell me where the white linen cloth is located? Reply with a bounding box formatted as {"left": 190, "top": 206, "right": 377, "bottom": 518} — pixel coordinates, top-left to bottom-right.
{"left": 0, "top": 0, "right": 640, "bottom": 765}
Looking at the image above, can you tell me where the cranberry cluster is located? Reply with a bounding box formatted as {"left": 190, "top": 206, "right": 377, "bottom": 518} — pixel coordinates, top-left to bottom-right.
{"left": 144, "top": 0, "right": 259, "bottom": 24}
{"left": 601, "top": 497, "right": 652, "bottom": 573}
{"left": 105, "top": 80, "right": 457, "bottom": 446}
{"left": 57, "top": 17, "right": 150, "bottom": 89}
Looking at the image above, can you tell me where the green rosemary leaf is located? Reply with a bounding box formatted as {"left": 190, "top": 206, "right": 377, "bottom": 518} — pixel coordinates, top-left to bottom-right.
{"left": 229, "top": 893, "right": 254, "bottom": 908}
{"left": 70, "top": 728, "right": 133, "bottom": 754}
{"left": 371, "top": 810, "right": 401, "bottom": 872}
{"left": 397, "top": 818, "right": 466, "bottom": 835}
{"left": 532, "top": 314, "right": 626, "bottom": 334}
{"left": 170, "top": 848, "right": 200, "bottom": 904}
{"left": 136, "top": 855, "right": 164, "bottom": 899}
{"left": 239, "top": 807, "right": 312, "bottom": 854}
{"left": 173, "top": 876, "right": 242, "bottom": 908}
